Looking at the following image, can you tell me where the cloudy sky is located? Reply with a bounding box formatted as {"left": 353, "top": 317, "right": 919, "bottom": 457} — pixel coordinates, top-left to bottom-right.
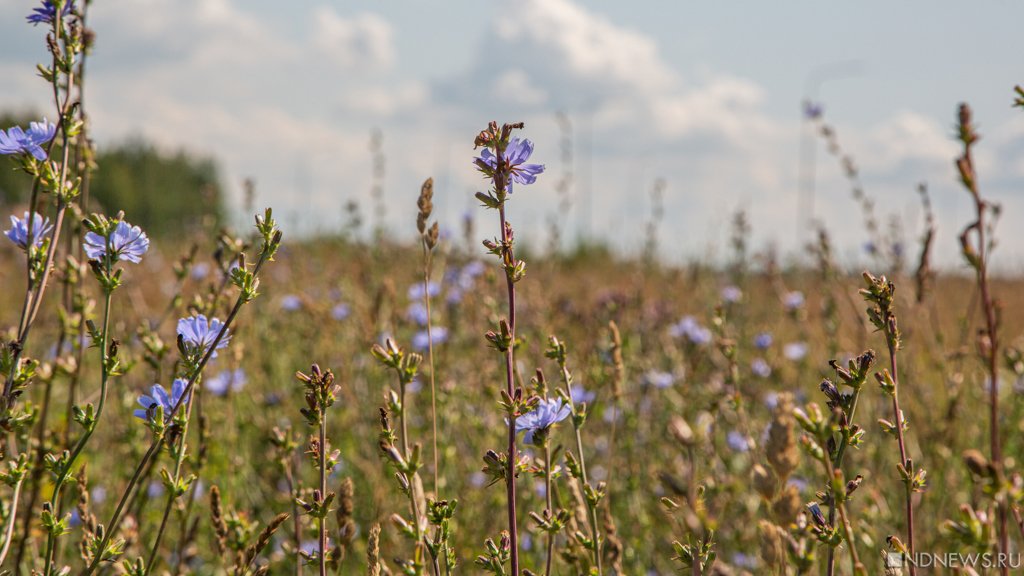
{"left": 2, "top": 0, "right": 1023, "bottom": 268}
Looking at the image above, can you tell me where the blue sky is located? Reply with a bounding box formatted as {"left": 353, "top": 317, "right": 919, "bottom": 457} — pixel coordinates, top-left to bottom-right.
{"left": 2, "top": 0, "right": 1023, "bottom": 268}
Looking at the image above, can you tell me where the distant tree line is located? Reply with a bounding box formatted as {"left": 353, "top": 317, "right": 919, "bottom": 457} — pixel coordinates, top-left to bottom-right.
{"left": 1, "top": 112, "right": 224, "bottom": 238}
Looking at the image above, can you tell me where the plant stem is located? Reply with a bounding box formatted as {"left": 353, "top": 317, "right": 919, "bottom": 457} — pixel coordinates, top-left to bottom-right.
{"left": 497, "top": 198, "right": 519, "bottom": 576}
{"left": 543, "top": 442, "right": 554, "bottom": 576}
{"left": 422, "top": 245, "right": 440, "bottom": 494}
{"left": 885, "top": 343, "right": 916, "bottom": 576}
{"left": 557, "top": 364, "right": 601, "bottom": 574}
{"left": 43, "top": 263, "right": 112, "bottom": 576}
{"left": 318, "top": 410, "right": 327, "bottom": 576}
{"left": 0, "top": 477, "right": 24, "bottom": 566}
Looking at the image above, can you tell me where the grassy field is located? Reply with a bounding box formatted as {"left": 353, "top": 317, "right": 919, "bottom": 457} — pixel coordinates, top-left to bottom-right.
{"left": 3, "top": 225, "right": 1023, "bottom": 574}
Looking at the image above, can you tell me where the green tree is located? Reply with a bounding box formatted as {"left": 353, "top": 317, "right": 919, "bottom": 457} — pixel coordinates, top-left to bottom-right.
{"left": 1, "top": 112, "right": 225, "bottom": 238}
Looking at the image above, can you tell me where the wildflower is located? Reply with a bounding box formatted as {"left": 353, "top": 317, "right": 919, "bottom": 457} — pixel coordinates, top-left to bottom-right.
{"left": 412, "top": 326, "right": 448, "bottom": 351}
{"left": 177, "top": 314, "right": 231, "bottom": 358}
{"left": 803, "top": 100, "right": 823, "bottom": 120}
{"left": 570, "top": 384, "right": 596, "bottom": 404}
{"left": 751, "top": 358, "right": 772, "bottom": 378}
{"left": 408, "top": 281, "right": 440, "bottom": 300}
{"left": 783, "top": 342, "right": 808, "bottom": 362}
{"left": 0, "top": 119, "right": 57, "bottom": 160}
{"left": 474, "top": 138, "right": 545, "bottom": 193}
{"left": 147, "top": 481, "right": 165, "bottom": 498}
{"left": 446, "top": 289, "right": 464, "bottom": 305}
{"left": 406, "top": 302, "right": 429, "bottom": 326}
{"left": 84, "top": 220, "right": 150, "bottom": 264}
{"left": 134, "top": 379, "right": 190, "bottom": 421}
{"left": 763, "top": 391, "right": 779, "bottom": 410}
{"left": 727, "top": 430, "right": 750, "bottom": 452}
{"left": 668, "top": 315, "right": 712, "bottom": 345}
{"left": 753, "top": 332, "right": 773, "bottom": 350}
{"left": 721, "top": 285, "right": 742, "bottom": 303}
{"left": 205, "top": 368, "right": 247, "bottom": 396}
{"left": 515, "top": 398, "right": 570, "bottom": 444}
{"left": 91, "top": 486, "right": 107, "bottom": 504}
{"left": 5, "top": 211, "right": 53, "bottom": 250}
{"left": 191, "top": 262, "right": 210, "bottom": 280}
{"left": 783, "top": 291, "right": 805, "bottom": 311}
{"left": 331, "top": 303, "right": 351, "bottom": 321}
{"left": 280, "top": 294, "right": 302, "bottom": 311}
{"left": 644, "top": 370, "right": 675, "bottom": 389}
{"left": 26, "top": 1, "right": 72, "bottom": 25}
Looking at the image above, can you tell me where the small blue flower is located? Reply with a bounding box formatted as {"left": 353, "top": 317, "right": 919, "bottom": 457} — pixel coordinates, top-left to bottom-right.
{"left": 177, "top": 314, "right": 231, "bottom": 358}
{"left": 570, "top": 385, "right": 596, "bottom": 404}
{"left": 134, "top": 379, "right": 189, "bottom": 421}
{"left": 515, "top": 398, "right": 570, "bottom": 444}
{"left": 0, "top": 119, "right": 57, "bottom": 161}
{"left": 27, "top": 1, "right": 72, "bottom": 25}
{"left": 727, "top": 430, "right": 750, "bottom": 452}
{"left": 412, "top": 326, "right": 448, "bottom": 351}
{"left": 83, "top": 220, "right": 150, "bottom": 264}
{"left": 406, "top": 302, "right": 429, "bottom": 326}
{"left": 752, "top": 358, "right": 772, "bottom": 378}
{"left": 191, "top": 262, "right": 210, "bottom": 280}
{"left": 644, "top": 370, "right": 675, "bottom": 389}
{"left": 408, "top": 281, "right": 440, "bottom": 301}
{"left": 205, "top": 368, "right": 247, "bottom": 396}
{"left": 783, "top": 291, "right": 805, "bottom": 311}
{"left": 331, "top": 303, "right": 351, "bottom": 321}
{"left": 475, "top": 138, "right": 545, "bottom": 193}
{"left": 5, "top": 212, "right": 53, "bottom": 250}
{"left": 668, "top": 315, "right": 711, "bottom": 345}
{"left": 280, "top": 294, "right": 302, "bottom": 311}
{"left": 783, "top": 342, "right": 808, "bottom": 362}
{"left": 721, "top": 285, "right": 742, "bottom": 303}
{"left": 803, "top": 100, "right": 823, "bottom": 120}
{"left": 753, "top": 332, "right": 773, "bottom": 350}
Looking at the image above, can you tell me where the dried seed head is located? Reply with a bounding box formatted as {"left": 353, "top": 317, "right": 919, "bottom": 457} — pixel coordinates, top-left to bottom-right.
{"left": 668, "top": 416, "right": 695, "bottom": 447}
{"left": 367, "top": 523, "right": 381, "bottom": 576}
{"left": 772, "top": 484, "right": 802, "bottom": 526}
{"left": 752, "top": 464, "right": 778, "bottom": 500}
{"left": 766, "top": 393, "right": 799, "bottom": 482}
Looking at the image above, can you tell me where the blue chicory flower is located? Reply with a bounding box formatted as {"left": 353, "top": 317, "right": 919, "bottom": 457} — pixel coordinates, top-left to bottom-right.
{"left": 177, "top": 314, "right": 231, "bottom": 358}
{"left": 406, "top": 302, "right": 430, "bottom": 326}
{"left": 205, "top": 368, "right": 247, "bottom": 396}
{"left": 280, "top": 294, "right": 302, "bottom": 311}
{"left": 668, "top": 315, "right": 712, "bottom": 345}
{"left": 727, "top": 430, "right": 750, "bottom": 452}
{"left": 570, "top": 385, "right": 596, "bottom": 404}
{"left": 331, "top": 303, "right": 351, "bottom": 321}
{"left": 408, "top": 281, "right": 440, "bottom": 301}
{"left": 134, "top": 378, "right": 190, "bottom": 421}
{"left": 515, "top": 397, "right": 570, "bottom": 444}
{"left": 83, "top": 220, "right": 150, "bottom": 264}
{"left": 27, "top": 1, "right": 72, "bottom": 25}
{"left": 412, "top": 326, "right": 448, "bottom": 351}
{"left": 721, "top": 285, "right": 742, "bottom": 303}
{"left": 751, "top": 358, "right": 772, "bottom": 378}
{"left": 783, "top": 291, "right": 805, "bottom": 311}
{"left": 5, "top": 212, "right": 53, "bottom": 250}
{"left": 0, "top": 119, "right": 57, "bottom": 161}
{"left": 644, "top": 370, "right": 675, "bottom": 389}
{"left": 753, "top": 332, "right": 773, "bottom": 350}
{"left": 475, "top": 138, "right": 545, "bottom": 193}
{"left": 783, "top": 342, "right": 808, "bottom": 362}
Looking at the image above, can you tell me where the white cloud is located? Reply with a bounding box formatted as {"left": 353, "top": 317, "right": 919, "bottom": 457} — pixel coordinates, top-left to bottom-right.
{"left": 312, "top": 8, "right": 395, "bottom": 71}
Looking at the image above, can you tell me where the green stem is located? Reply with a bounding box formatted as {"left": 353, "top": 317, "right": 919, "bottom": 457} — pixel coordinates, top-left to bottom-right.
{"left": 43, "top": 267, "right": 112, "bottom": 576}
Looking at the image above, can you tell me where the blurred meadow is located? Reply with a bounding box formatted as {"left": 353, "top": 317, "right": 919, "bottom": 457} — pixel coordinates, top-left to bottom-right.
{"left": 2, "top": 2, "right": 1024, "bottom": 576}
